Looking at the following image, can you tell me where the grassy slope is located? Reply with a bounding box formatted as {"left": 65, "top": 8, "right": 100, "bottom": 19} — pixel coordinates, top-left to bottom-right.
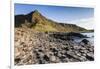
{"left": 15, "top": 10, "right": 92, "bottom": 32}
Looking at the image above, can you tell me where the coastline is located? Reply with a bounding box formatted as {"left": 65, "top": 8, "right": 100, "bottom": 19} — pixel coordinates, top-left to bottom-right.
{"left": 14, "top": 28, "right": 94, "bottom": 65}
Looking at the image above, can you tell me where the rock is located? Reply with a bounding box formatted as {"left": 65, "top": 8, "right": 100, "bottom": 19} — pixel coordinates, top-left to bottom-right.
{"left": 79, "top": 49, "right": 88, "bottom": 54}
{"left": 88, "top": 48, "right": 94, "bottom": 52}
{"left": 43, "top": 55, "right": 50, "bottom": 61}
{"left": 50, "top": 56, "right": 56, "bottom": 62}
{"left": 57, "top": 52, "right": 62, "bottom": 57}
{"left": 63, "top": 47, "right": 69, "bottom": 51}
{"left": 59, "top": 55, "right": 66, "bottom": 62}
{"left": 67, "top": 32, "right": 88, "bottom": 38}
{"left": 86, "top": 52, "right": 94, "bottom": 61}
{"left": 79, "top": 56, "right": 87, "bottom": 61}
{"left": 38, "top": 49, "right": 43, "bottom": 52}
{"left": 81, "top": 39, "right": 89, "bottom": 45}
{"left": 15, "top": 48, "right": 20, "bottom": 57}
{"left": 15, "top": 58, "right": 21, "bottom": 64}
{"left": 50, "top": 48, "right": 58, "bottom": 53}
{"left": 39, "top": 52, "right": 44, "bottom": 57}
{"left": 14, "top": 28, "right": 94, "bottom": 65}
{"left": 38, "top": 59, "right": 45, "bottom": 64}
{"left": 54, "top": 52, "right": 58, "bottom": 56}
{"left": 82, "top": 53, "right": 86, "bottom": 56}
{"left": 64, "top": 52, "right": 73, "bottom": 58}
{"left": 76, "top": 53, "right": 81, "bottom": 57}
{"left": 86, "top": 55, "right": 94, "bottom": 61}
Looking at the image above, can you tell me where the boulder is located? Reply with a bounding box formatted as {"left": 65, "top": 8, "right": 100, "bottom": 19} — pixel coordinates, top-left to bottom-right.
{"left": 81, "top": 39, "right": 89, "bottom": 45}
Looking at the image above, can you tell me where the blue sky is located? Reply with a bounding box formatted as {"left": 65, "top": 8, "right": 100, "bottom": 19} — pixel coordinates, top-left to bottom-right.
{"left": 15, "top": 4, "right": 94, "bottom": 29}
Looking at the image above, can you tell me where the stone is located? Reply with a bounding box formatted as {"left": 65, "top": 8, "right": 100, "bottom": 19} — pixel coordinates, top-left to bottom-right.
{"left": 87, "top": 52, "right": 94, "bottom": 57}
{"left": 38, "top": 49, "right": 43, "bottom": 52}
{"left": 57, "top": 52, "right": 62, "bottom": 57}
{"left": 81, "top": 39, "right": 89, "bottom": 45}
{"left": 88, "top": 48, "right": 94, "bottom": 52}
{"left": 15, "top": 58, "right": 21, "bottom": 64}
{"left": 59, "top": 55, "right": 66, "bottom": 62}
{"left": 43, "top": 55, "right": 50, "bottom": 61}
{"left": 38, "top": 59, "right": 45, "bottom": 64}
{"left": 15, "top": 48, "right": 20, "bottom": 57}
{"left": 82, "top": 53, "right": 87, "bottom": 56}
{"left": 14, "top": 28, "right": 94, "bottom": 65}
{"left": 76, "top": 53, "right": 81, "bottom": 57}
{"left": 50, "top": 48, "right": 58, "bottom": 53}
{"left": 50, "top": 56, "right": 56, "bottom": 62}
{"left": 86, "top": 52, "right": 94, "bottom": 61}
{"left": 80, "top": 49, "right": 88, "bottom": 54}
{"left": 79, "top": 56, "right": 87, "bottom": 61}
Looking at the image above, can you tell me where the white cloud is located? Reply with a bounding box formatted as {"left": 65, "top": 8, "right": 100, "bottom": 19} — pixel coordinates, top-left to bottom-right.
{"left": 69, "top": 18, "right": 94, "bottom": 30}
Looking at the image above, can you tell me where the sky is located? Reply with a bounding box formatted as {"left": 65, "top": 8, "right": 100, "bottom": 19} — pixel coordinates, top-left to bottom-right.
{"left": 15, "top": 3, "right": 94, "bottom": 29}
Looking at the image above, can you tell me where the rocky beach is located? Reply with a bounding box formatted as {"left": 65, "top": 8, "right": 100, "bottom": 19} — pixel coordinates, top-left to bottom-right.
{"left": 14, "top": 10, "right": 94, "bottom": 65}
{"left": 14, "top": 28, "right": 94, "bottom": 65}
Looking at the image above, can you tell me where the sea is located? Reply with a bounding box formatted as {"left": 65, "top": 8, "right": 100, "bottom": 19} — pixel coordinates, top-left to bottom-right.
{"left": 74, "top": 32, "right": 94, "bottom": 46}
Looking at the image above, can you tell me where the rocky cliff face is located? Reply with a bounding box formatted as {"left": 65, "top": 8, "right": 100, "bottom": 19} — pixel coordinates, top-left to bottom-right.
{"left": 15, "top": 28, "right": 94, "bottom": 65}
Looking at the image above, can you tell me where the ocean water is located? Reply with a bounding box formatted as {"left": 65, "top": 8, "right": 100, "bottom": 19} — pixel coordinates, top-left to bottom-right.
{"left": 74, "top": 32, "right": 94, "bottom": 46}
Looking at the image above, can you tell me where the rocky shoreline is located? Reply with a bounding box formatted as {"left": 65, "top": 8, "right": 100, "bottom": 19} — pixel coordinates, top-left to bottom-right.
{"left": 14, "top": 28, "right": 94, "bottom": 65}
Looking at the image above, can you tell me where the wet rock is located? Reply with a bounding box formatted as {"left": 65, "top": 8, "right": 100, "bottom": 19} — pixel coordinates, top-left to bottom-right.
{"left": 81, "top": 39, "right": 89, "bottom": 45}
{"left": 67, "top": 32, "right": 88, "bottom": 38}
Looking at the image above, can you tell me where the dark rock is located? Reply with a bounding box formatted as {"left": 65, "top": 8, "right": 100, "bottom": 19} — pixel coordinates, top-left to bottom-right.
{"left": 64, "top": 53, "right": 72, "bottom": 58}
{"left": 43, "top": 55, "right": 50, "bottom": 61}
{"left": 63, "top": 47, "right": 69, "bottom": 51}
{"left": 20, "top": 42, "right": 24, "bottom": 45}
{"left": 86, "top": 55, "right": 94, "bottom": 61}
{"left": 81, "top": 39, "right": 89, "bottom": 44}
{"left": 36, "top": 52, "right": 39, "bottom": 57}
{"left": 67, "top": 32, "right": 88, "bottom": 38}
{"left": 86, "top": 52, "right": 94, "bottom": 61}
{"left": 54, "top": 52, "right": 58, "bottom": 56}
{"left": 15, "top": 58, "right": 21, "bottom": 63}
{"left": 50, "top": 48, "right": 58, "bottom": 53}
{"left": 36, "top": 55, "right": 40, "bottom": 59}
{"left": 15, "top": 15, "right": 26, "bottom": 27}
{"left": 79, "top": 56, "right": 87, "bottom": 61}
{"left": 49, "top": 33, "right": 68, "bottom": 41}
{"left": 59, "top": 55, "right": 66, "bottom": 59}
{"left": 59, "top": 56, "right": 66, "bottom": 62}
{"left": 38, "top": 49, "right": 43, "bottom": 52}
{"left": 38, "top": 60, "right": 45, "bottom": 64}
